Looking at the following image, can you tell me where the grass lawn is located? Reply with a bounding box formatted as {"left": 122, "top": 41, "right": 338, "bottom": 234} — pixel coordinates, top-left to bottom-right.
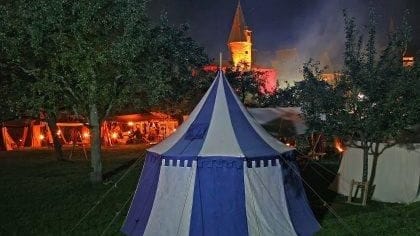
{"left": 0, "top": 147, "right": 419, "bottom": 235}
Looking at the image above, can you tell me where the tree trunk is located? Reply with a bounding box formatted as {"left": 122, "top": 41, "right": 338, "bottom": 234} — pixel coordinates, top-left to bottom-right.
{"left": 367, "top": 142, "right": 381, "bottom": 199}
{"left": 89, "top": 104, "right": 102, "bottom": 183}
{"left": 46, "top": 114, "right": 64, "bottom": 161}
{"left": 362, "top": 141, "right": 369, "bottom": 183}
{"left": 368, "top": 154, "right": 379, "bottom": 189}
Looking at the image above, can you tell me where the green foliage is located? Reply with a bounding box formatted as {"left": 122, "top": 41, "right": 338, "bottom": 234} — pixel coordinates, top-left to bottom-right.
{"left": 225, "top": 68, "right": 267, "bottom": 106}
{"left": 295, "top": 9, "right": 420, "bottom": 186}
{"left": 258, "top": 84, "right": 299, "bottom": 107}
{"left": 296, "top": 10, "right": 419, "bottom": 144}
{"left": 0, "top": 0, "right": 209, "bottom": 120}
{"left": 1, "top": 0, "right": 209, "bottom": 179}
{"left": 135, "top": 18, "right": 210, "bottom": 115}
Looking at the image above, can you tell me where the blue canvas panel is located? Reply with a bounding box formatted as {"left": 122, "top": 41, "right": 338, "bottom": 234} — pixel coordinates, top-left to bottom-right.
{"left": 222, "top": 77, "right": 278, "bottom": 157}
{"left": 280, "top": 152, "right": 320, "bottom": 236}
{"left": 164, "top": 75, "right": 219, "bottom": 157}
{"left": 189, "top": 157, "right": 248, "bottom": 236}
{"left": 121, "top": 152, "right": 163, "bottom": 236}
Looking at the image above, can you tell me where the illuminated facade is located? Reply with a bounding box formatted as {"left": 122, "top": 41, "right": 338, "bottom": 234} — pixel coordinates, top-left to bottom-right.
{"left": 202, "top": 1, "right": 277, "bottom": 93}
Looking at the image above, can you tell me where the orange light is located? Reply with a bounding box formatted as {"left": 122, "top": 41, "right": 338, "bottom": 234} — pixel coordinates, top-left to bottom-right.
{"left": 83, "top": 132, "right": 90, "bottom": 138}
{"left": 286, "top": 143, "right": 291, "bottom": 147}
{"left": 56, "top": 130, "right": 62, "bottom": 135}
{"left": 128, "top": 121, "right": 134, "bottom": 126}
{"left": 335, "top": 139, "right": 345, "bottom": 153}
{"left": 39, "top": 134, "right": 45, "bottom": 140}
{"left": 111, "top": 132, "right": 118, "bottom": 139}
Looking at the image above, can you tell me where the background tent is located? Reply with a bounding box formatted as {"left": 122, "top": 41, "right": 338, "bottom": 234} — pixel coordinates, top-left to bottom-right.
{"left": 122, "top": 71, "right": 319, "bottom": 236}
{"left": 248, "top": 107, "right": 307, "bottom": 137}
{"left": 330, "top": 144, "right": 420, "bottom": 204}
{"left": 106, "top": 113, "right": 179, "bottom": 144}
{"left": 1, "top": 119, "right": 41, "bottom": 151}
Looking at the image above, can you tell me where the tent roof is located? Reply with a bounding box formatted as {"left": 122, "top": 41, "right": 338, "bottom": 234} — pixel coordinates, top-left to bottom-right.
{"left": 1, "top": 118, "right": 34, "bottom": 127}
{"left": 149, "top": 71, "right": 292, "bottom": 158}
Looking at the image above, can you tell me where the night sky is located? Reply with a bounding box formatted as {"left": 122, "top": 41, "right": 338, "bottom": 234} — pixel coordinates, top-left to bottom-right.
{"left": 148, "top": 0, "right": 420, "bottom": 82}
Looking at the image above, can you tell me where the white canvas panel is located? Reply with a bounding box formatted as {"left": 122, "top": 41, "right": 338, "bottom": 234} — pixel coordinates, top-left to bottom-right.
{"left": 144, "top": 161, "right": 197, "bottom": 236}
{"left": 248, "top": 107, "right": 307, "bottom": 135}
{"left": 330, "top": 144, "right": 420, "bottom": 203}
{"left": 244, "top": 161, "right": 297, "bottom": 236}
{"left": 199, "top": 76, "right": 243, "bottom": 157}
{"left": 148, "top": 75, "right": 219, "bottom": 154}
{"left": 224, "top": 79, "right": 293, "bottom": 155}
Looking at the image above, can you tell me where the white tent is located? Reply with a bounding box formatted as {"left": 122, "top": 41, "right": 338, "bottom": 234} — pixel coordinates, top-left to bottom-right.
{"left": 330, "top": 144, "right": 420, "bottom": 204}
{"left": 248, "top": 107, "right": 307, "bottom": 136}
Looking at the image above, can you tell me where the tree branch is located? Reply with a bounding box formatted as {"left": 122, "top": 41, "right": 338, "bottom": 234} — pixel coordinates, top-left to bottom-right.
{"left": 103, "top": 75, "right": 122, "bottom": 120}
{"left": 378, "top": 141, "right": 396, "bottom": 155}
{"left": 57, "top": 76, "right": 83, "bottom": 104}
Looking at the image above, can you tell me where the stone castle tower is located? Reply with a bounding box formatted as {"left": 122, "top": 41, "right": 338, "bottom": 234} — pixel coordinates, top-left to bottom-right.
{"left": 228, "top": 1, "right": 252, "bottom": 69}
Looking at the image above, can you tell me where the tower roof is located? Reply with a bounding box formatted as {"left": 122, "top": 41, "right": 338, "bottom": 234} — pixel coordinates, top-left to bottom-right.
{"left": 228, "top": 1, "right": 248, "bottom": 43}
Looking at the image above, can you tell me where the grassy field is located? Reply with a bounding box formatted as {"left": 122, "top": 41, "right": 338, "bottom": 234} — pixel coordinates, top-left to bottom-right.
{"left": 0, "top": 146, "right": 419, "bottom": 235}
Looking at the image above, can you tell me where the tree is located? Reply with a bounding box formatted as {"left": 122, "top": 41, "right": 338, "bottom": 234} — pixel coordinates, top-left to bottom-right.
{"left": 258, "top": 83, "right": 299, "bottom": 108}
{"left": 225, "top": 67, "right": 267, "bottom": 107}
{"left": 0, "top": 0, "right": 77, "bottom": 160}
{"left": 1, "top": 0, "right": 209, "bottom": 183}
{"left": 295, "top": 10, "right": 420, "bottom": 198}
{"left": 136, "top": 19, "right": 210, "bottom": 116}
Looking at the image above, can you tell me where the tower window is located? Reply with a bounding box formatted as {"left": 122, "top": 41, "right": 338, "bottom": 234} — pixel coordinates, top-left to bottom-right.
{"left": 245, "top": 51, "right": 248, "bottom": 54}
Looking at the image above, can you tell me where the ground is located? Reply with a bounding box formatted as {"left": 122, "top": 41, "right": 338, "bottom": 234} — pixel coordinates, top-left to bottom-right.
{"left": 0, "top": 146, "right": 418, "bottom": 235}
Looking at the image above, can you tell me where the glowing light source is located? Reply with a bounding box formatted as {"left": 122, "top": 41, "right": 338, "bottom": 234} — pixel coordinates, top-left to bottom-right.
{"left": 56, "top": 130, "right": 62, "bottom": 135}
{"left": 335, "top": 139, "right": 345, "bottom": 153}
{"left": 111, "top": 132, "right": 118, "bottom": 139}
{"left": 83, "top": 132, "right": 90, "bottom": 138}
{"left": 39, "top": 134, "right": 45, "bottom": 140}
{"left": 128, "top": 121, "right": 134, "bottom": 126}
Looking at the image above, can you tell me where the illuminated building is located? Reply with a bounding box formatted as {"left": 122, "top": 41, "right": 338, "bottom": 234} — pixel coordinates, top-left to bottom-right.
{"left": 228, "top": 1, "right": 252, "bottom": 69}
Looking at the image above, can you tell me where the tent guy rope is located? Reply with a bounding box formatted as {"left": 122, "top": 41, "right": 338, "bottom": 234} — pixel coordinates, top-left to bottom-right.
{"left": 283, "top": 159, "right": 357, "bottom": 236}
{"left": 69, "top": 151, "right": 146, "bottom": 233}
{"left": 100, "top": 192, "right": 134, "bottom": 236}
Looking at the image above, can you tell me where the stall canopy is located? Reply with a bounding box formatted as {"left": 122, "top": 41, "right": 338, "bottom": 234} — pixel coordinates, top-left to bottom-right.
{"left": 121, "top": 71, "right": 319, "bottom": 236}
{"left": 109, "top": 112, "right": 175, "bottom": 123}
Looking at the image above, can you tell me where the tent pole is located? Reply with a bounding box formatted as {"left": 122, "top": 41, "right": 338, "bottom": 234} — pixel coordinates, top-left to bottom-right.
{"left": 219, "top": 52, "right": 222, "bottom": 70}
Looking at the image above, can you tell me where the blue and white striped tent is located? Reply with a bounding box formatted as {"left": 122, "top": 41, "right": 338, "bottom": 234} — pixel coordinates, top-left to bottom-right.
{"left": 121, "top": 71, "right": 320, "bottom": 236}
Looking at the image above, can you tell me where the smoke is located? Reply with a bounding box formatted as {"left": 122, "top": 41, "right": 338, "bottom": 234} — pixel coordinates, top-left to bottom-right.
{"left": 263, "top": 0, "right": 412, "bottom": 86}
{"left": 146, "top": 0, "right": 417, "bottom": 86}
